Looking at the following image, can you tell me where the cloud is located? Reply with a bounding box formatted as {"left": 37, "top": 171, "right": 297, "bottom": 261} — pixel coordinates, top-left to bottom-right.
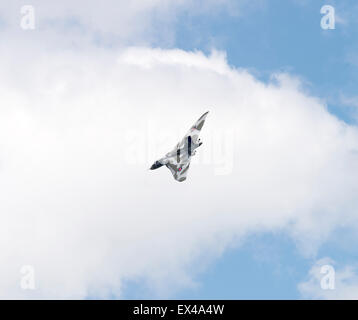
{"left": 1, "top": 44, "right": 358, "bottom": 298}
{"left": 0, "top": 0, "right": 241, "bottom": 48}
{"left": 299, "top": 258, "right": 358, "bottom": 299}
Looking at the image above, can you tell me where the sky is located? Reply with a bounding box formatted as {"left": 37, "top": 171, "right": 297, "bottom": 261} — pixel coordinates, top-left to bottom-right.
{"left": 1, "top": 0, "right": 358, "bottom": 299}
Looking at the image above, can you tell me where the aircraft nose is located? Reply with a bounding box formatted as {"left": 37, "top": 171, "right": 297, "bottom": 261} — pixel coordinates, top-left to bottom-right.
{"left": 150, "top": 161, "right": 163, "bottom": 170}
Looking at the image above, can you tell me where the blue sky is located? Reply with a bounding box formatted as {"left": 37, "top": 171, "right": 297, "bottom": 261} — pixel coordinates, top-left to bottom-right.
{"left": 122, "top": 0, "right": 358, "bottom": 299}
{"left": 122, "top": 229, "right": 358, "bottom": 299}
{"left": 173, "top": 0, "right": 358, "bottom": 122}
{"left": 123, "top": 232, "right": 307, "bottom": 299}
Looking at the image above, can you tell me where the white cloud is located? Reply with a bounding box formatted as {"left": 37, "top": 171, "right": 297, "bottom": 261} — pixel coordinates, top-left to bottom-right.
{"left": 0, "top": 0, "right": 357, "bottom": 300}
{"left": 299, "top": 258, "right": 358, "bottom": 299}
{"left": 0, "top": 45, "right": 358, "bottom": 298}
{"left": 0, "top": 0, "right": 241, "bottom": 48}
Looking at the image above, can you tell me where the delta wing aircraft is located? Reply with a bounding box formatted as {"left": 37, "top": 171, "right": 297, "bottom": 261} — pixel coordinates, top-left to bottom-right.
{"left": 150, "top": 111, "right": 209, "bottom": 182}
